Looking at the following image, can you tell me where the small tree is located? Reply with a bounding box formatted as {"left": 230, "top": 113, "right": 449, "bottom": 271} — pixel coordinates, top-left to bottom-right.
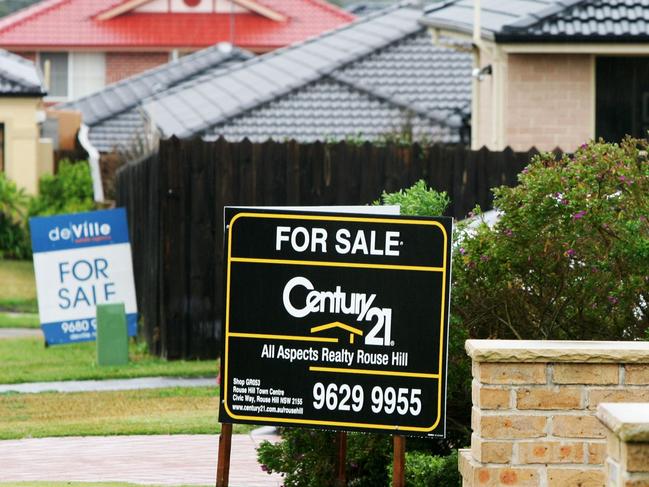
{"left": 29, "top": 160, "right": 95, "bottom": 217}
{"left": 453, "top": 138, "right": 649, "bottom": 341}
{"left": 0, "top": 173, "right": 29, "bottom": 259}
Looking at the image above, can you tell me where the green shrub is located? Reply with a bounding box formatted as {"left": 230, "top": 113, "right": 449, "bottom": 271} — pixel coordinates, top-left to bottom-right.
{"left": 29, "top": 160, "right": 96, "bottom": 217}
{"left": 0, "top": 173, "right": 30, "bottom": 259}
{"left": 387, "top": 450, "right": 460, "bottom": 487}
{"left": 453, "top": 138, "right": 649, "bottom": 340}
{"left": 377, "top": 179, "right": 449, "bottom": 217}
{"left": 258, "top": 429, "right": 391, "bottom": 487}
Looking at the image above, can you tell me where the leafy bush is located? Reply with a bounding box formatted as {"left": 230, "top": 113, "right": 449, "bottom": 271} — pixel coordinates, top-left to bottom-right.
{"left": 0, "top": 173, "right": 30, "bottom": 259}
{"left": 29, "top": 160, "right": 96, "bottom": 217}
{"left": 0, "top": 161, "right": 96, "bottom": 258}
{"left": 453, "top": 138, "right": 649, "bottom": 340}
{"left": 257, "top": 181, "right": 462, "bottom": 486}
{"left": 258, "top": 430, "right": 391, "bottom": 487}
{"left": 387, "top": 450, "right": 460, "bottom": 487}
{"left": 377, "top": 179, "right": 449, "bottom": 217}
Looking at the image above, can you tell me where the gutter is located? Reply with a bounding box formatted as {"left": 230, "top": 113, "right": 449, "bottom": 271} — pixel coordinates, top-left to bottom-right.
{"left": 78, "top": 123, "right": 104, "bottom": 203}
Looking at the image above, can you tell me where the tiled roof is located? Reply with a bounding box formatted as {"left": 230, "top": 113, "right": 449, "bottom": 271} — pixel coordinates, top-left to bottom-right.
{"left": 422, "top": 0, "right": 649, "bottom": 42}
{"left": 65, "top": 4, "right": 472, "bottom": 149}
{"left": 506, "top": 0, "right": 649, "bottom": 40}
{"left": 143, "top": 4, "right": 472, "bottom": 143}
{"left": 206, "top": 78, "right": 459, "bottom": 143}
{"left": 0, "top": 48, "right": 44, "bottom": 95}
{"left": 204, "top": 31, "right": 470, "bottom": 143}
{"left": 60, "top": 44, "right": 252, "bottom": 152}
{"left": 0, "top": 0, "right": 354, "bottom": 50}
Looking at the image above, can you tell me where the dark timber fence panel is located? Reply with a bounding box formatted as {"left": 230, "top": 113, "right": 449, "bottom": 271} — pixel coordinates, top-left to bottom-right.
{"left": 116, "top": 138, "right": 538, "bottom": 359}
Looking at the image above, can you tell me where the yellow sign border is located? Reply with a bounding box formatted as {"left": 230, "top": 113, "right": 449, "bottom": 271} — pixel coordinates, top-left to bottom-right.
{"left": 223, "top": 212, "right": 449, "bottom": 434}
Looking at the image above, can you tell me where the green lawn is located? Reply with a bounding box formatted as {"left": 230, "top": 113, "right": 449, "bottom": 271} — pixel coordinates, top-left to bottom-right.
{"left": 0, "top": 338, "right": 217, "bottom": 384}
{"left": 0, "top": 311, "right": 40, "bottom": 328}
{"left": 0, "top": 386, "right": 251, "bottom": 440}
{"left": 0, "top": 260, "right": 37, "bottom": 313}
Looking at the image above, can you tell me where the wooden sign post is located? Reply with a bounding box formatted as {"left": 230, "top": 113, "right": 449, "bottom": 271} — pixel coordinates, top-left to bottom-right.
{"left": 392, "top": 435, "right": 406, "bottom": 487}
{"left": 215, "top": 423, "right": 232, "bottom": 487}
{"left": 334, "top": 431, "right": 347, "bottom": 487}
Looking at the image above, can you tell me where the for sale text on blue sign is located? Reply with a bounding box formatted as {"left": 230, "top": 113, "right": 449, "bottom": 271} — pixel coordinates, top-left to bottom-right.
{"left": 29, "top": 208, "right": 138, "bottom": 345}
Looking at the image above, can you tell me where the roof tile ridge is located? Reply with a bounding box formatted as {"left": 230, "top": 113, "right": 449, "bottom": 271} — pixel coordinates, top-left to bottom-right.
{"left": 151, "top": 3, "right": 420, "bottom": 102}
{"left": 330, "top": 72, "right": 456, "bottom": 128}
{"left": 502, "top": 0, "right": 588, "bottom": 31}
{"left": 198, "top": 51, "right": 459, "bottom": 140}
{"left": 0, "top": 65, "right": 41, "bottom": 91}
{"left": 297, "top": 0, "right": 357, "bottom": 21}
{"left": 147, "top": 3, "right": 425, "bottom": 136}
{"left": 423, "top": 0, "right": 462, "bottom": 15}
{"left": 60, "top": 47, "right": 251, "bottom": 123}
{"left": 334, "top": 28, "right": 426, "bottom": 73}
{"left": 0, "top": 0, "right": 73, "bottom": 34}
{"left": 0, "top": 48, "right": 40, "bottom": 68}
{"left": 196, "top": 76, "right": 337, "bottom": 135}
{"left": 92, "top": 0, "right": 140, "bottom": 20}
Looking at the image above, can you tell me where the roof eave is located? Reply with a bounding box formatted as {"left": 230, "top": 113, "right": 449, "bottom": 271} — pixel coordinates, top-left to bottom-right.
{"left": 495, "top": 33, "right": 649, "bottom": 44}
{"left": 420, "top": 18, "right": 495, "bottom": 42}
{"left": 0, "top": 91, "right": 45, "bottom": 97}
{"left": 95, "top": 0, "right": 287, "bottom": 22}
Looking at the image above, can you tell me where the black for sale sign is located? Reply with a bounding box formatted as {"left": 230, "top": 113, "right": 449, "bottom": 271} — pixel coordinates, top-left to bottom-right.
{"left": 218, "top": 208, "right": 452, "bottom": 437}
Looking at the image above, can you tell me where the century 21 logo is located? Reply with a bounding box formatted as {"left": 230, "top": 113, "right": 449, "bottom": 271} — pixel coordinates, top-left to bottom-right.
{"left": 282, "top": 276, "right": 393, "bottom": 346}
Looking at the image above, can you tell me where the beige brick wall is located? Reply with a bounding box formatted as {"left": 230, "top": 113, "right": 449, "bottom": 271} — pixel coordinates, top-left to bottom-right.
{"left": 598, "top": 403, "right": 649, "bottom": 487}
{"left": 461, "top": 340, "right": 649, "bottom": 487}
{"left": 502, "top": 54, "right": 594, "bottom": 152}
{"left": 106, "top": 52, "right": 171, "bottom": 84}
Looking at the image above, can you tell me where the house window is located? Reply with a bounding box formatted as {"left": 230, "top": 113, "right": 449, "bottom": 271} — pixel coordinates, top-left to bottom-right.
{"left": 596, "top": 57, "right": 649, "bottom": 142}
{"left": 39, "top": 52, "right": 68, "bottom": 98}
{"left": 72, "top": 53, "right": 106, "bottom": 98}
{"left": 38, "top": 52, "right": 106, "bottom": 100}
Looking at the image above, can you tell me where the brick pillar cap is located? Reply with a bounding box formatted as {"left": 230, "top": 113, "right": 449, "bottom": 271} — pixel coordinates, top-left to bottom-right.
{"left": 597, "top": 403, "right": 649, "bottom": 442}
{"left": 466, "top": 339, "right": 649, "bottom": 364}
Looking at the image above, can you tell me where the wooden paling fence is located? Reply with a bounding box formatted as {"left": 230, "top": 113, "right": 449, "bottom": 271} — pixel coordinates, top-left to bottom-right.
{"left": 116, "top": 137, "right": 537, "bottom": 359}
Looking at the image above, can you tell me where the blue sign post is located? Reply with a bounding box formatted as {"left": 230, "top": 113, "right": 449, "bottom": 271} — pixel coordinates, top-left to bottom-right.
{"left": 29, "top": 208, "right": 138, "bottom": 345}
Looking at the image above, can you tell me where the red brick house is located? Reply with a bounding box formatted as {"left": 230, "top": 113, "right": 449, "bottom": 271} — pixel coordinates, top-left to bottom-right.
{"left": 0, "top": 0, "right": 353, "bottom": 101}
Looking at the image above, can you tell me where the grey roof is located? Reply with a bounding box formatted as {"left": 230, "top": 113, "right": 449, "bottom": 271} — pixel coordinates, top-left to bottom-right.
{"left": 422, "top": 0, "right": 649, "bottom": 42}
{"left": 207, "top": 78, "right": 457, "bottom": 142}
{"left": 59, "top": 44, "right": 252, "bottom": 152}
{"left": 346, "top": 2, "right": 400, "bottom": 16}
{"left": 0, "top": 49, "right": 44, "bottom": 96}
{"left": 205, "top": 31, "right": 470, "bottom": 143}
{"left": 144, "top": 3, "right": 472, "bottom": 144}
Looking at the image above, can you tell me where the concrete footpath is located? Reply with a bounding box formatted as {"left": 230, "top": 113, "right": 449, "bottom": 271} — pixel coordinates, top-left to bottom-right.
{"left": 0, "top": 327, "right": 42, "bottom": 339}
{"left": 0, "top": 433, "right": 284, "bottom": 486}
{"left": 0, "top": 376, "right": 216, "bottom": 394}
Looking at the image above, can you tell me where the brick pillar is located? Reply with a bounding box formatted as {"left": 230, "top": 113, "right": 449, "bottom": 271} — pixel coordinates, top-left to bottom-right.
{"left": 461, "top": 340, "right": 649, "bottom": 487}
{"left": 598, "top": 403, "right": 649, "bottom": 487}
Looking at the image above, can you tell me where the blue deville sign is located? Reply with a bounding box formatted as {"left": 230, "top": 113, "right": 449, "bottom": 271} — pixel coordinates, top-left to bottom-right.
{"left": 29, "top": 208, "right": 138, "bottom": 345}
